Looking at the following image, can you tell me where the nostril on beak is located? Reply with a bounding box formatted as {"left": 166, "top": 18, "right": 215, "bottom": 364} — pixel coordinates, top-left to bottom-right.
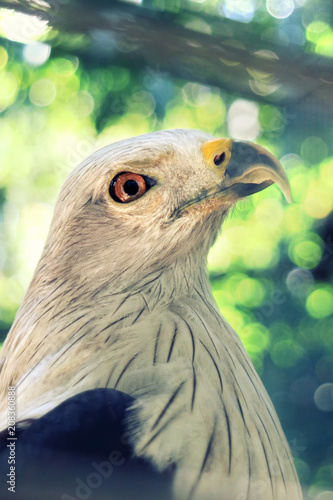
{"left": 214, "top": 152, "right": 226, "bottom": 166}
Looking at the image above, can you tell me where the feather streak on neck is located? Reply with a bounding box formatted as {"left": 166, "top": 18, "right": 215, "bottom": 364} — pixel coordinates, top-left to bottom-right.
{"left": 0, "top": 256, "right": 206, "bottom": 426}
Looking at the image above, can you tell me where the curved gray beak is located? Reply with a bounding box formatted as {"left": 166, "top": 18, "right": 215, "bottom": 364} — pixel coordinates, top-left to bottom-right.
{"left": 202, "top": 138, "right": 292, "bottom": 203}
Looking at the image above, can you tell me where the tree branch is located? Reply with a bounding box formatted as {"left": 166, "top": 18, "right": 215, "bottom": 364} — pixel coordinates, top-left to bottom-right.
{"left": 0, "top": 0, "right": 332, "bottom": 108}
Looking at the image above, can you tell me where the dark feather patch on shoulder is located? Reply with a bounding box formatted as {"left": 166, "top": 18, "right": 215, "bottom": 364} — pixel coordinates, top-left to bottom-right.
{"left": 0, "top": 389, "right": 174, "bottom": 500}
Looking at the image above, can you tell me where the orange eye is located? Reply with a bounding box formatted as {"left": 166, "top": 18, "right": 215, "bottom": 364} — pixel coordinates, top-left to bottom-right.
{"left": 109, "top": 172, "right": 155, "bottom": 203}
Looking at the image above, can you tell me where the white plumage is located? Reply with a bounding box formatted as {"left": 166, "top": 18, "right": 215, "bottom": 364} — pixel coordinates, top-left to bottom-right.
{"left": 0, "top": 129, "right": 302, "bottom": 499}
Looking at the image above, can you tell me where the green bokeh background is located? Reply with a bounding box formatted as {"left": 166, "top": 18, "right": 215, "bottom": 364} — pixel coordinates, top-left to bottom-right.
{"left": 0, "top": 1, "right": 332, "bottom": 497}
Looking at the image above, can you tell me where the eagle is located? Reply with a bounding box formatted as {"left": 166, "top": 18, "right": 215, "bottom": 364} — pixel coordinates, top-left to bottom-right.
{"left": 0, "top": 130, "right": 302, "bottom": 499}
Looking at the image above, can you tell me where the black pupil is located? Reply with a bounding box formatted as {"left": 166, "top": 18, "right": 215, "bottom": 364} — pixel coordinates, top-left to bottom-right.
{"left": 123, "top": 179, "right": 139, "bottom": 196}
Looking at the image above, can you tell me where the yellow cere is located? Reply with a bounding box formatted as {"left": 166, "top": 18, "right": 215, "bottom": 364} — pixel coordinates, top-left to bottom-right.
{"left": 201, "top": 137, "right": 233, "bottom": 166}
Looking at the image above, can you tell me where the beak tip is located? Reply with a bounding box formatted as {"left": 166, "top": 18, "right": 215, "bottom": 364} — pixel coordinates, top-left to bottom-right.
{"left": 285, "top": 187, "right": 292, "bottom": 204}
{"left": 277, "top": 178, "right": 292, "bottom": 204}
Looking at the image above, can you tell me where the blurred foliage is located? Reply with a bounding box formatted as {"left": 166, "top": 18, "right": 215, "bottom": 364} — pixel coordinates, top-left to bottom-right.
{"left": 0, "top": 0, "right": 332, "bottom": 497}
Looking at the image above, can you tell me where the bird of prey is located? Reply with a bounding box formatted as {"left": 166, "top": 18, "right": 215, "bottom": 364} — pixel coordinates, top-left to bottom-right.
{"left": 0, "top": 129, "right": 302, "bottom": 499}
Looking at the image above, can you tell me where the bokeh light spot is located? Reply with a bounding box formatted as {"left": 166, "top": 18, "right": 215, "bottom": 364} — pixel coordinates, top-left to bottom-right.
{"left": 288, "top": 232, "right": 324, "bottom": 269}
{"left": 306, "top": 287, "right": 333, "bottom": 319}
{"left": 110, "top": 67, "right": 130, "bottom": 91}
{"left": 30, "top": 79, "right": 57, "bottom": 107}
{"left": 23, "top": 42, "right": 51, "bottom": 66}
{"left": 306, "top": 21, "right": 329, "bottom": 43}
{"left": 314, "top": 383, "right": 333, "bottom": 412}
{"left": 228, "top": 99, "right": 259, "bottom": 140}
{"left": 221, "top": 0, "right": 255, "bottom": 23}
{"left": 183, "top": 83, "right": 211, "bottom": 107}
{"left": 286, "top": 268, "right": 314, "bottom": 297}
{"left": 241, "top": 323, "right": 270, "bottom": 354}
{"left": 183, "top": 17, "right": 212, "bottom": 35}
{"left": 316, "top": 492, "right": 333, "bottom": 500}
{"left": 50, "top": 57, "right": 79, "bottom": 77}
{"left": 70, "top": 91, "right": 94, "bottom": 119}
{"left": 235, "top": 278, "right": 266, "bottom": 307}
{"left": 266, "top": 0, "right": 294, "bottom": 19}
{"left": 259, "top": 105, "right": 285, "bottom": 133}
{"left": 304, "top": 189, "right": 332, "bottom": 219}
{"left": 243, "top": 242, "right": 276, "bottom": 269}
{"left": 248, "top": 51, "right": 281, "bottom": 96}
{"left": 315, "top": 27, "right": 333, "bottom": 57}
{"left": 271, "top": 339, "right": 304, "bottom": 368}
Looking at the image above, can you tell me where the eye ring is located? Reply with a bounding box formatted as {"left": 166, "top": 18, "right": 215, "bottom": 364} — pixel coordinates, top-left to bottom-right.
{"left": 109, "top": 172, "right": 155, "bottom": 203}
